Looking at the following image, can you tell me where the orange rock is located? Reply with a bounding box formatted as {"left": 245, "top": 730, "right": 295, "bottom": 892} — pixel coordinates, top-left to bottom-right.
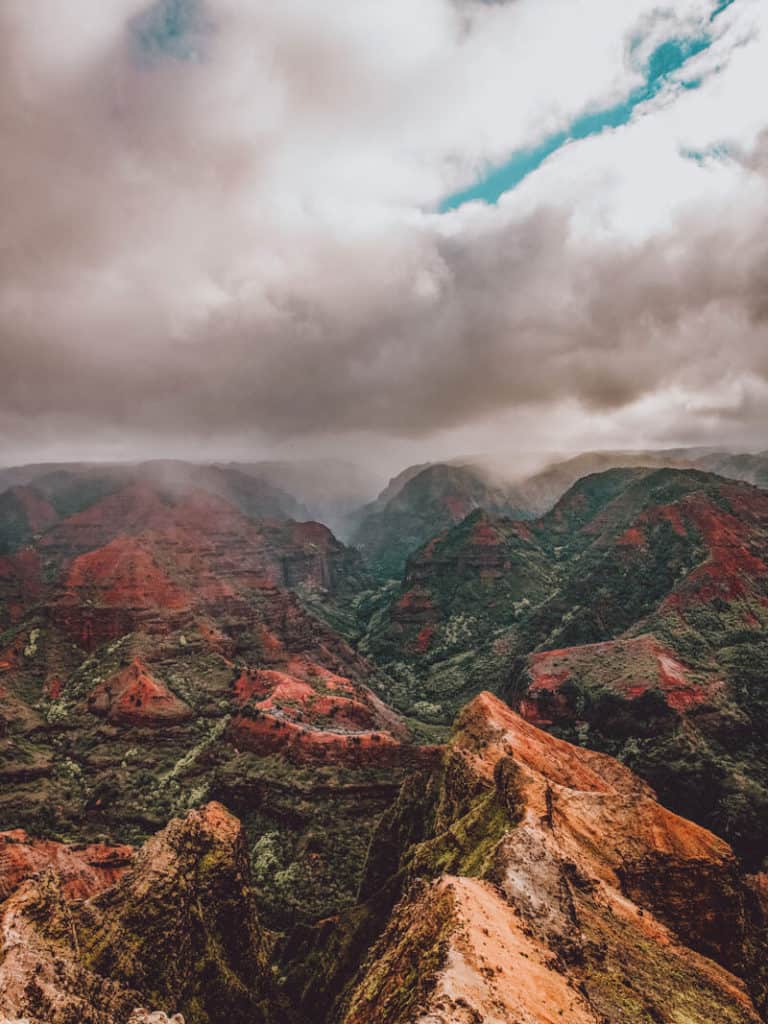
{"left": 88, "top": 659, "right": 192, "bottom": 727}
{"left": 344, "top": 693, "right": 763, "bottom": 1024}
{"left": 0, "top": 829, "right": 132, "bottom": 902}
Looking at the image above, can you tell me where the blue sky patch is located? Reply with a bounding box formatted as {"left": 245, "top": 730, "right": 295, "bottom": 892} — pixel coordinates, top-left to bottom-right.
{"left": 439, "top": 11, "right": 726, "bottom": 212}
{"left": 130, "top": 0, "right": 212, "bottom": 64}
{"left": 710, "top": 0, "right": 737, "bottom": 21}
{"left": 683, "top": 142, "right": 732, "bottom": 163}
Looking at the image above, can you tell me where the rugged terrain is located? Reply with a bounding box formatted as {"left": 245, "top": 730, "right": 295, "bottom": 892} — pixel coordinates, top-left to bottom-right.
{"left": 0, "top": 466, "right": 432, "bottom": 929}
{"left": 349, "top": 447, "right": 768, "bottom": 575}
{"left": 350, "top": 463, "right": 531, "bottom": 580}
{"left": 2, "top": 454, "right": 768, "bottom": 1023}
{"left": 0, "top": 802, "right": 289, "bottom": 1024}
{"left": 365, "top": 465, "right": 768, "bottom": 869}
{"left": 1, "top": 695, "right": 766, "bottom": 1024}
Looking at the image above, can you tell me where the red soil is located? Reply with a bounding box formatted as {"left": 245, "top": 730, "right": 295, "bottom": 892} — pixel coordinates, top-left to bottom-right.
{"left": 414, "top": 625, "right": 435, "bottom": 653}
{"left": 0, "top": 830, "right": 133, "bottom": 902}
{"left": 88, "top": 659, "right": 192, "bottom": 727}
{"left": 618, "top": 525, "right": 646, "bottom": 547}
{"left": 64, "top": 536, "right": 191, "bottom": 611}
{"left": 652, "top": 503, "right": 689, "bottom": 537}
{"left": 281, "top": 657, "right": 356, "bottom": 693}
{"left": 229, "top": 713, "right": 437, "bottom": 769}
{"left": 40, "top": 482, "right": 171, "bottom": 555}
{"left": 470, "top": 519, "right": 503, "bottom": 546}
{"left": 45, "top": 676, "right": 63, "bottom": 700}
{"left": 522, "top": 635, "right": 718, "bottom": 722}
{"left": 233, "top": 659, "right": 382, "bottom": 733}
{"left": 620, "top": 491, "right": 768, "bottom": 618}
{"left": 0, "top": 635, "right": 27, "bottom": 673}
{"left": 393, "top": 588, "right": 436, "bottom": 628}
{"left": 234, "top": 669, "right": 316, "bottom": 707}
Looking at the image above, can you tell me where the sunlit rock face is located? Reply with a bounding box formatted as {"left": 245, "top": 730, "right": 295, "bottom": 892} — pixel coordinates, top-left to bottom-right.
{"left": 342, "top": 693, "right": 767, "bottom": 1024}
{"left": 1, "top": 699, "right": 765, "bottom": 1024}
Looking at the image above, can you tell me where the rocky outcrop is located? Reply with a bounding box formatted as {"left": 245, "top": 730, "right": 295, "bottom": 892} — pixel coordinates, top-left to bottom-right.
{"left": 88, "top": 659, "right": 193, "bottom": 727}
{"left": 0, "top": 465, "right": 422, "bottom": 928}
{"left": 2, "top": 459, "right": 768, "bottom": 1022}
{"left": 363, "top": 466, "right": 768, "bottom": 866}
{"left": 227, "top": 656, "right": 433, "bottom": 769}
{"left": 0, "top": 803, "right": 286, "bottom": 1024}
{"left": 127, "top": 1012, "right": 184, "bottom": 1024}
{"left": 341, "top": 693, "right": 765, "bottom": 1024}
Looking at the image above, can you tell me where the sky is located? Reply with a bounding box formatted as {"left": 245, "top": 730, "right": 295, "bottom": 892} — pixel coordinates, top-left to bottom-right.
{"left": 1, "top": 0, "right": 767, "bottom": 474}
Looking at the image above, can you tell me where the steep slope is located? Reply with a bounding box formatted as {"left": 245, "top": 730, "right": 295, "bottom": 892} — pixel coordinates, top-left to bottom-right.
{"left": 504, "top": 470, "right": 768, "bottom": 865}
{"left": 0, "top": 479, "right": 428, "bottom": 927}
{"left": 363, "top": 466, "right": 768, "bottom": 866}
{"left": 0, "top": 803, "right": 289, "bottom": 1024}
{"left": 1, "top": 701, "right": 766, "bottom": 1022}
{"left": 340, "top": 693, "right": 766, "bottom": 1024}
{"left": 0, "top": 829, "right": 133, "bottom": 901}
{"left": 4, "top": 455, "right": 768, "bottom": 1023}
{"left": 362, "top": 509, "right": 556, "bottom": 720}
{"left": 0, "top": 486, "right": 58, "bottom": 555}
{"left": 351, "top": 462, "right": 531, "bottom": 580}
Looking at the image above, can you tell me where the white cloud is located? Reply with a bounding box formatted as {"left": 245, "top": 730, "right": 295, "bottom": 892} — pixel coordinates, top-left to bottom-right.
{"left": 0, "top": 0, "right": 766, "bottom": 467}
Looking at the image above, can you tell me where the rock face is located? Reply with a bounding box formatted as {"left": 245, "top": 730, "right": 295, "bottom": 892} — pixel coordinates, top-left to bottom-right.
{"left": 0, "top": 803, "right": 285, "bottom": 1024}
{"left": 365, "top": 466, "right": 768, "bottom": 867}
{"left": 507, "top": 469, "right": 768, "bottom": 868}
{"left": 363, "top": 509, "right": 555, "bottom": 717}
{"left": 351, "top": 463, "right": 530, "bottom": 580}
{"left": 2, "top": 706, "right": 765, "bottom": 1024}
{"left": 0, "top": 468, "right": 419, "bottom": 928}
{"left": 2, "top": 456, "right": 768, "bottom": 1022}
{"left": 341, "top": 693, "right": 766, "bottom": 1024}
{"left": 88, "top": 659, "right": 193, "bottom": 727}
{"left": 0, "top": 830, "right": 133, "bottom": 902}
{"left": 127, "top": 1012, "right": 185, "bottom": 1024}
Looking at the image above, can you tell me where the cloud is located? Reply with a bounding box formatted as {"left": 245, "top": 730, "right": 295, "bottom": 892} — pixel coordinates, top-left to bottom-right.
{"left": 0, "top": 0, "right": 767, "bottom": 466}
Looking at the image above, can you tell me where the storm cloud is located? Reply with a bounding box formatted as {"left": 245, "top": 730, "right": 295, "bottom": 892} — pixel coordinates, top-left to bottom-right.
{"left": 1, "top": 0, "right": 767, "bottom": 465}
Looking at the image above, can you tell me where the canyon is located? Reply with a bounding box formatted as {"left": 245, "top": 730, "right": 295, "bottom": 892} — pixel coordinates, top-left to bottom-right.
{"left": 1, "top": 453, "right": 768, "bottom": 1022}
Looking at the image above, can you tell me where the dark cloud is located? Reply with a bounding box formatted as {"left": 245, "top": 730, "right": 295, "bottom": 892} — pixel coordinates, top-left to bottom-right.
{"left": 1, "top": 0, "right": 767, "bottom": 463}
